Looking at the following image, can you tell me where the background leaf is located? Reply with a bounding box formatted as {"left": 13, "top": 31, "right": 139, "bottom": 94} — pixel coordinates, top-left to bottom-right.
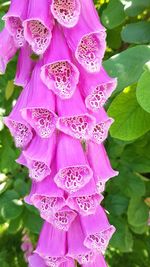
{"left": 101, "top": 0, "right": 126, "bottom": 29}
{"left": 103, "top": 45, "right": 150, "bottom": 93}
{"left": 127, "top": 197, "right": 149, "bottom": 227}
{"left": 121, "top": 22, "right": 150, "bottom": 44}
{"left": 136, "top": 70, "right": 150, "bottom": 113}
{"left": 108, "top": 87, "right": 150, "bottom": 141}
{"left": 121, "top": 0, "right": 150, "bottom": 17}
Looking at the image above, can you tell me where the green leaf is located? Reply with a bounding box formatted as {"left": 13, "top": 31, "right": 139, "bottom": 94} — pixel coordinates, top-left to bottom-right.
{"left": 130, "top": 224, "right": 148, "bottom": 235}
{"left": 7, "top": 216, "right": 22, "bottom": 234}
{"left": 116, "top": 171, "right": 146, "bottom": 198}
{"left": 136, "top": 70, "right": 150, "bottom": 113}
{"left": 101, "top": 0, "right": 126, "bottom": 29}
{"left": 103, "top": 45, "right": 150, "bottom": 93}
{"left": 1, "top": 199, "right": 23, "bottom": 220}
{"left": 105, "top": 194, "right": 129, "bottom": 216}
{"left": 0, "top": 261, "right": 9, "bottom": 267}
{"left": 23, "top": 210, "right": 43, "bottom": 234}
{"left": 14, "top": 179, "right": 29, "bottom": 197}
{"left": 24, "top": 203, "right": 40, "bottom": 215}
{"left": 0, "top": 189, "right": 19, "bottom": 201}
{"left": 127, "top": 197, "right": 149, "bottom": 227}
{"left": 109, "top": 217, "right": 133, "bottom": 252}
{"left": 107, "top": 27, "right": 122, "bottom": 50}
{"left": 108, "top": 87, "right": 150, "bottom": 141}
{"left": 121, "top": 22, "right": 150, "bottom": 44}
{"left": 144, "top": 61, "right": 150, "bottom": 73}
{"left": 121, "top": 140, "right": 150, "bottom": 173}
{"left": 121, "top": 0, "right": 150, "bottom": 17}
{"left": 0, "top": 190, "right": 23, "bottom": 220}
{"left": 0, "top": 131, "right": 19, "bottom": 172}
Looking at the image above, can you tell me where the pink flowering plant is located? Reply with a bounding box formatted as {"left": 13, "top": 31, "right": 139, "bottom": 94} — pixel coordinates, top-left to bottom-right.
{"left": 0, "top": 1, "right": 150, "bottom": 267}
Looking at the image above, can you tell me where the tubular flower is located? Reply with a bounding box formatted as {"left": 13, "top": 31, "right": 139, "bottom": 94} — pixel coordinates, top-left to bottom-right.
{"left": 67, "top": 216, "right": 97, "bottom": 265}
{"left": 2, "top": 1, "right": 118, "bottom": 267}
{"left": 56, "top": 89, "right": 96, "bottom": 140}
{"left": 29, "top": 253, "right": 76, "bottom": 267}
{"left": 3, "top": 0, "right": 28, "bottom": 47}
{"left": 17, "top": 133, "right": 56, "bottom": 182}
{"left": 4, "top": 85, "right": 33, "bottom": 148}
{"left": 63, "top": 0, "right": 106, "bottom": 73}
{"left": 14, "top": 43, "right": 35, "bottom": 87}
{"left": 41, "top": 24, "right": 79, "bottom": 99}
{"left": 54, "top": 133, "right": 93, "bottom": 194}
{"left": 90, "top": 108, "right": 114, "bottom": 144}
{"left": 79, "top": 66, "right": 117, "bottom": 112}
{"left": 25, "top": 165, "right": 66, "bottom": 222}
{"left": 35, "top": 222, "right": 67, "bottom": 266}
{"left": 66, "top": 178, "right": 103, "bottom": 216}
{"left": 81, "top": 254, "right": 108, "bottom": 267}
{"left": 0, "top": 28, "right": 17, "bottom": 74}
{"left": 21, "top": 62, "right": 58, "bottom": 138}
{"left": 87, "top": 141, "right": 118, "bottom": 193}
{"left": 81, "top": 206, "right": 116, "bottom": 254}
{"left": 50, "top": 0, "right": 81, "bottom": 28}
{"left": 23, "top": 0, "right": 54, "bottom": 54}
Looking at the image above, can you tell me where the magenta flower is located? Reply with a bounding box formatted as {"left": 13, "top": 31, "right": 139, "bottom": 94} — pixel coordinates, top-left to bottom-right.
{"left": 81, "top": 254, "right": 108, "bottom": 267}
{"left": 47, "top": 206, "right": 77, "bottom": 231}
{"left": 29, "top": 253, "right": 46, "bottom": 267}
{"left": 67, "top": 216, "right": 97, "bottom": 265}
{"left": 3, "top": 0, "right": 28, "bottom": 47}
{"left": 0, "top": 28, "right": 17, "bottom": 74}
{"left": 50, "top": 0, "right": 81, "bottom": 28}
{"left": 4, "top": 85, "right": 33, "bottom": 148}
{"left": 25, "top": 167, "right": 65, "bottom": 222}
{"left": 21, "top": 62, "right": 58, "bottom": 138}
{"left": 63, "top": 0, "right": 106, "bottom": 72}
{"left": 29, "top": 253, "right": 75, "bottom": 267}
{"left": 66, "top": 178, "right": 103, "bottom": 216}
{"left": 79, "top": 66, "right": 117, "bottom": 112}
{"left": 35, "top": 222, "right": 67, "bottom": 265}
{"left": 2, "top": 1, "right": 118, "bottom": 266}
{"left": 81, "top": 206, "right": 115, "bottom": 254}
{"left": 54, "top": 133, "right": 93, "bottom": 194}
{"left": 87, "top": 141, "right": 118, "bottom": 193}
{"left": 14, "top": 43, "right": 35, "bottom": 87}
{"left": 23, "top": 0, "right": 54, "bottom": 54}
{"left": 56, "top": 89, "right": 96, "bottom": 140}
{"left": 41, "top": 24, "right": 79, "bottom": 99}
{"left": 17, "top": 134, "right": 56, "bottom": 182}
{"left": 90, "top": 108, "right": 114, "bottom": 144}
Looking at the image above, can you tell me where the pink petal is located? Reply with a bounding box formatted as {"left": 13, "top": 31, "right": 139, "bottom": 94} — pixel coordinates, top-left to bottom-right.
{"left": 63, "top": 0, "right": 106, "bottom": 72}
{"left": 50, "top": 0, "right": 81, "bottom": 28}
{"left": 54, "top": 133, "right": 93, "bottom": 193}
{"left": 87, "top": 142, "right": 118, "bottom": 193}
{"left": 57, "top": 89, "right": 96, "bottom": 140}
{"left": 4, "top": 85, "right": 33, "bottom": 148}
{"left": 23, "top": 0, "right": 54, "bottom": 54}
{"left": 41, "top": 24, "right": 79, "bottom": 99}
{"left": 21, "top": 62, "right": 58, "bottom": 138}
{"left": 81, "top": 206, "right": 116, "bottom": 254}
{"left": 14, "top": 42, "right": 35, "bottom": 87}
{"left": 3, "top": 0, "right": 28, "bottom": 47}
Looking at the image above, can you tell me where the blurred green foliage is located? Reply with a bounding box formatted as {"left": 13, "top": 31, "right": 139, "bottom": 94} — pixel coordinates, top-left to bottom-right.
{"left": 0, "top": 0, "right": 150, "bottom": 266}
